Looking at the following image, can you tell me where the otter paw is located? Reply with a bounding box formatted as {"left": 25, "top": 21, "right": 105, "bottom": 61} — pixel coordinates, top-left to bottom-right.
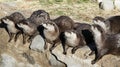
{"left": 91, "top": 60, "right": 96, "bottom": 64}
{"left": 63, "top": 52, "right": 67, "bottom": 55}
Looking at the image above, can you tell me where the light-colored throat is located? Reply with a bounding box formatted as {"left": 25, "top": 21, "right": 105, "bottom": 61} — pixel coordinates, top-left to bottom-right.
{"left": 65, "top": 32, "right": 78, "bottom": 46}
{"left": 42, "top": 23, "right": 55, "bottom": 31}
{"left": 43, "top": 23, "right": 59, "bottom": 41}
{"left": 2, "top": 19, "right": 14, "bottom": 25}
{"left": 93, "top": 20, "right": 108, "bottom": 33}
{"left": 91, "top": 26, "right": 103, "bottom": 49}
{"left": 17, "top": 23, "right": 34, "bottom": 34}
{"left": 3, "top": 19, "right": 18, "bottom": 33}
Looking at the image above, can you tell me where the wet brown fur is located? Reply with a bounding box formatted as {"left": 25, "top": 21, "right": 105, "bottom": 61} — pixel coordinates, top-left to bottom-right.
{"left": 91, "top": 24, "right": 120, "bottom": 64}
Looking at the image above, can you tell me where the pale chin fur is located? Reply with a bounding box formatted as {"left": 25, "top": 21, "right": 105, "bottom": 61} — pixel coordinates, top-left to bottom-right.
{"left": 65, "top": 31, "right": 78, "bottom": 46}
{"left": 42, "top": 23, "right": 47, "bottom": 28}
{"left": 64, "top": 32, "right": 71, "bottom": 37}
{"left": 43, "top": 24, "right": 55, "bottom": 31}
{"left": 17, "top": 24, "right": 32, "bottom": 33}
{"left": 93, "top": 20, "right": 107, "bottom": 33}
{"left": 91, "top": 26, "right": 103, "bottom": 49}
{"left": 43, "top": 23, "right": 58, "bottom": 41}
{"left": 65, "top": 32, "right": 76, "bottom": 38}
{"left": 17, "top": 24, "right": 22, "bottom": 28}
{"left": 3, "top": 19, "right": 18, "bottom": 33}
{"left": 2, "top": 19, "right": 14, "bottom": 25}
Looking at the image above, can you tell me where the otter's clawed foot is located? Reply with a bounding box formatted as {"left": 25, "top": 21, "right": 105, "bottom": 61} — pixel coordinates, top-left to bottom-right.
{"left": 23, "top": 41, "right": 26, "bottom": 44}
{"left": 71, "top": 49, "right": 75, "bottom": 54}
{"left": 63, "top": 52, "right": 67, "bottom": 55}
{"left": 8, "top": 39, "right": 12, "bottom": 42}
{"left": 91, "top": 60, "right": 96, "bottom": 64}
{"left": 27, "top": 39, "right": 32, "bottom": 43}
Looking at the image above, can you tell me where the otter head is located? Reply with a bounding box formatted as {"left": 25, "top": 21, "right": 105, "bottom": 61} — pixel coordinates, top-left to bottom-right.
{"left": 91, "top": 24, "right": 106, "bottom": 35}
{"left": 1, "top": 17, "right": 14, "bottom": 26}
{"left": 30, "top": 10, "right": 50, "bottom": 24}
{"left": 37, "top": 11, "right": 50, "bottom": 21}
{"left": 9, "top": 12, "right": 25, "bottom": 23}
{"left": 64, "top": 30, "right": 77, "bottom": 39}
{"left": 93, "top": 16, "right": 108, "bottom": 33}
{"left": 42, "top": 21, "right": 58, "bottom": 32}
{"left": 91, "top": 24, "right": 106, "bottom": 45}
{"left": 17, "top": 19, "right": 31, "bottom": 31}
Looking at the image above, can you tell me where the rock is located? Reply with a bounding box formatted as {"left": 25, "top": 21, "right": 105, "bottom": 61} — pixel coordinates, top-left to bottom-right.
{"left": 0, "top": 53, "right": 17, "bottom": 67}
{"left": 30, "top": 35, "right": 45, "bottom": 52}
{"left": 51, "top": 44, "right": 120, "bottom": 67}
{"left": 97, "top": 0, "right": 102, "bottom": 3}
{"left": 99, "top": 0, "right": 114, "bottom": 11}
{"left": 114, "top": 0, "right": 120, "bottom": 10}
{"left": 48, "top": 52, "right": 66, "bottom": 67}
{"left": 52, "top": 45, "right": 100, "bottom": 67}
{"left": 0, "top": 53, "right": 43, "bottom": 67}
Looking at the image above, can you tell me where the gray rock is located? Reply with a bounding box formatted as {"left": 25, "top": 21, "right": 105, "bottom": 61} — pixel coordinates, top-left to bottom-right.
{"left": 30, "top": 35, "right": 45, "bottom": 52}
{"left": 99, "top": 0, "right": 114, "bottom": 11}
{"left": 97, "top": 0, "right": 102, "bottom": 3}
{"left": 49, "top": 53, "right": 66, "bottom": 67}
{"left": 0, "top": 53, "right": 17, "bottom": 67}
{"left": 52, "top": 46, "right": 100, "bottom": 67}
{"left": 114, "top": 0, "right": 120, "bottom": 10}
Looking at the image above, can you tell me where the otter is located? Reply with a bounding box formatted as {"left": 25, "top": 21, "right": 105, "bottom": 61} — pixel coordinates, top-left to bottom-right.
{"left": 41, "top": 20, "right": 60, "bottom": 50}
{"left": 17, "top": 19, "right": 38, "bottom": 44}
{"left": 93, "top": 16, "right": 120, "bottom": 34}
{"left": 40, "top": 16, "right": 74, "bottom": 51}
{"left": 91, "top": 24, "right": 120, "bottom": 64}
{"left": 62, "top": 29, "right": 85, "bottom": 55}
{"left": 53, "top": 16, "right": 74, "bottom": 32}
{"left": 0, "top": 12, "right": 25, "bottom": 42}
{"left": 61, "top": 22, "right": 97, "bottom": 55}
{"left": 17, "top": 10, "right": 50, "bottom": 44}
{"left": 74, "top": 23, "right": 97, "bottom": 55}
{"left": 28, "top": 9, "right": 50, "bottom": 25}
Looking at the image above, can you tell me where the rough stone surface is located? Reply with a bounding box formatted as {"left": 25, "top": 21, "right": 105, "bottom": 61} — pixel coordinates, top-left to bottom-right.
{"left": 114, "top": 0, "right": 120, "bottom": 10}
{"left": 0, "top": 53, "right": 17, "bottom": 67}
{"left": 30, "top": 35, "right": 45, "bottom": 53}
{"left": 99, "top": 0, "right": 114, "bottom": 11}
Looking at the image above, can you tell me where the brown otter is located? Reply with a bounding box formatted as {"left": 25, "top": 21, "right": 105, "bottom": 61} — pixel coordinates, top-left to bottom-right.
{"left": 41, "top": 20, "right": 60, "bottom": 50}
{"left": 93, "top": 16, "right": 120, "bottom": 34}
{"left": 17, "top": 19, "right": 38, "bottom": 44}
{"left": 61, "top": 22, "right": 97, "bottom": 55}
{"left": 62, "top": 29, "right": 85, "bottom": 55}
{"left": 53, "top": 16, "right": 74, "bottom": 32}
{"left": 40, "top": 16, "right": 74, "bottom": 51}
{"left": 91, "top": 24, "right": 120, "bottom": 64}
{"left": 28, "top": 9, "right": 50, "bottom": 25}
{"left": 17, "top": 10, "right": 50, "bottom": 44}
{"left": 0, "top": 12, "right": 25, "bottom": 42}
{"left": 74, "top": 23, "right": 97, "bottom": 55}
